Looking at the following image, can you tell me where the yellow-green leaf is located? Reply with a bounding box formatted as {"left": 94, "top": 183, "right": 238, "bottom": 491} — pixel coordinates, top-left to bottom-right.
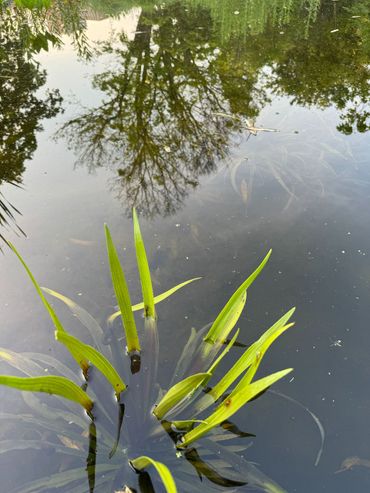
{"left": 204, "top": 250, "right": 271, "bottom": 344}
{"left": 130, "top": 456, "right": 177, "bottom": 493}
{"left": 207, "top": 308, "right": 295, "bottom": 404}
{"left": 0, "top": 375, "right": 93, "bottom": 412}
{"left": 108, "top": 277, "right": 202, "bottom": 325}
{"left": 207, "top": 329, "right": 240, "bottom": 376}
{"left": 55, "top": 331, "right": 126, "bottom": 399}
{"left": 179, "top": 369, "right": 292, "bottom": 447}
{"left": 133, "top": 208, "right": 155, "bottom": 319}
{"left": 238, "top": 322, "right": 295, "bottom": 388}
{"left": 154, "top": 373, "right": 210, "bottom": 419}
{"left": 104, "top": 225, "right": 140, "bottom": 353}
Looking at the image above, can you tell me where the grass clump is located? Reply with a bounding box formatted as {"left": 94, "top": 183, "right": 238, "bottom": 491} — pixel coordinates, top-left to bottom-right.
{"left": 0, "top": 209, "right": 295, "bottom": 493}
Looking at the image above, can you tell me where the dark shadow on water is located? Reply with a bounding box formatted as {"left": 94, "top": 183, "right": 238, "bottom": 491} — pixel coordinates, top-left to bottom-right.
{"left": 86, "top": 422, "right": 97, "bottom": 493}
{"left": 184, "top": 447, "right": 247, "bottom": 488}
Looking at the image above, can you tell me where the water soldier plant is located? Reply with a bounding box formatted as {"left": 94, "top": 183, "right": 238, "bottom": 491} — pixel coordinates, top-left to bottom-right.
{"left": 0, "top": 210, "right": 296, "bottom": 493}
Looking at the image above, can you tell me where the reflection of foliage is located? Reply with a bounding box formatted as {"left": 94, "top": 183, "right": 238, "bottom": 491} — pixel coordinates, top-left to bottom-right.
{"left": 0, "top": 13, "right": 62, "bottom": 184}
{"left": 188, "top": 0, "right": 321, "bottom": 39}
{"left": 4, "top": 0, "right": 92, "bottom": 58}
{"left": 60, "top": 3, "right": 242, "bottom": 217}
{"left": 0, "top": 3, "right": 63, "bottom": 236}
{"left": 267, "top": 4, "right": 370, "bottom": 134}
{"left": 59, "top": 0, "right": 369, "bottom": 219}
{"left": 42, "top": 0, "right": 93, "bottom": 59}
{"left": 210, "top": 0, "right": 370, "bottom": 135}
{"left": 2, "top": 0, "right": 367, "bottom": 225}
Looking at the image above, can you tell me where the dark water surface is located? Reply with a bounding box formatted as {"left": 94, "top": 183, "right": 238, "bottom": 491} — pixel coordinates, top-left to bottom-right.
{"left": 0, "top": 0, "right": 369, "bottom": 492}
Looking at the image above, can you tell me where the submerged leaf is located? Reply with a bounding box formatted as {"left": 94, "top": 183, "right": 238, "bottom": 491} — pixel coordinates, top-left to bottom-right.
{"left": 202, "top": 438, "right": 288, "bottom": 493}
{"left": 104, "top": 225, "right": 140, "bottom": 353}
{"left": 6, "top": 242, "right": 89, "bottom": 376}
{"left": 131, "top": 456, "right": 177, "bottom": 493}
{"left": 171, "top": 324, "right": 211, "bottom": 383}
{"left": 21, "top": 392, "right": 88, "bottom": 431}
{"left": 0, "top": 347, "right": 43, "bottom": 376}
{"left": 22, "top": 352, "right": 78, "bottom": 384}
{"left": 269, "top": 389, "right": 325, "bottom": 467}
{"left": 42, "top": 287, "right": 107, "bottom": 355}
{"left": 0, "top": 439, "right": 83, "bottom": 457}
{"left": 10, "top": 465, "right": 119, "bottom": 493}
{"left": 0, "top": 375, "right": 93, "bottom": 412}
{"left": 57, "top": 435, "right": 84, "bottom": 451}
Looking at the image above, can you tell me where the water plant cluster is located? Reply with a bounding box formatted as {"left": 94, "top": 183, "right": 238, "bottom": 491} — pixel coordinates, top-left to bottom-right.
{"left": 0, "top": 211, "right": 295, "bottom": 492}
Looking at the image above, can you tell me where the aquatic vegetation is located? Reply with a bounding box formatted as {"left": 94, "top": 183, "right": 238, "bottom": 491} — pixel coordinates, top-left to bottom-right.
{"left": 0, "top": 210, "right": 297, "bottom": 492}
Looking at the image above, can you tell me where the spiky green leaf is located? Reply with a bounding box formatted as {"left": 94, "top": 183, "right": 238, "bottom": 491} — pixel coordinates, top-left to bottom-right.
{"left": 108, "top": 277, "right": 202, "bottom": 324}
{"left": 236, "top": 322, "right": 295, "bottom": 390}
{"left": 104, "top": 225, "right": 140, "bottom": 353}
{"left": 179, "top": 369, "right": 292, "bottom": 447}
{"left": 133, "top": 208, "right": 155, "bottom": 318}
{"left": 154, "top": 373, "right": 210, "bottom": 419}
{"left": 0, "top": 375, "right": 93, "bottom": 412}
{"left": 130, "top": 456, "right": 177, "bottom": 493}
{"left": 204, "top": 251, "right": 271, "bottom": 344}
{"left": 55, "top": 331, "right": 126, "bottom": 398}
{"left": 192, "top": 308, "right": 296, "bottom": 417}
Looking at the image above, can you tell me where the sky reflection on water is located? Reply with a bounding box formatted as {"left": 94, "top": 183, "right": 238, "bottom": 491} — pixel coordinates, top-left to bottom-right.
{"left": 0, "top": 0, "right": 369, "bottom": 492}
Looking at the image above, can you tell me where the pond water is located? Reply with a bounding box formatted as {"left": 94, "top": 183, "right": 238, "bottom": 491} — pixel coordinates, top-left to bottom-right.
{"left": 0, "top": 0, "right": 369, "bottom": 492}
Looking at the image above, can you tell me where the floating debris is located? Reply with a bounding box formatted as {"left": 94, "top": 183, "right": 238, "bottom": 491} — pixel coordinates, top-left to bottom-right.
{"left": 212, "top": 112, "right": 279, "bottom": 135}
{"left": 336, "top": 456, "right": 370, "bottom": 473}
{"left": 330, "top": 339, "right": 342, "bottom": 348}
{"left": 57, "top": 434, "right": 83, "bottom": 450}
{"left": 69, "top": 238, "right": 95, "bottom": 247}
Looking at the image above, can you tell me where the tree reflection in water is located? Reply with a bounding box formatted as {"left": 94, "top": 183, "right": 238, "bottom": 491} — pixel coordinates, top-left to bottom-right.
{"left": 60, "top": 0, "right": 369, "bottom": 217}
{"left": 59, "top": 3, "right": 246, "bottom": 217}
{"left": 0, "top": 0, "right": 368, "bottom": 228}
{"left": 0, "top": 2, "right": 63, "bottom": 239}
